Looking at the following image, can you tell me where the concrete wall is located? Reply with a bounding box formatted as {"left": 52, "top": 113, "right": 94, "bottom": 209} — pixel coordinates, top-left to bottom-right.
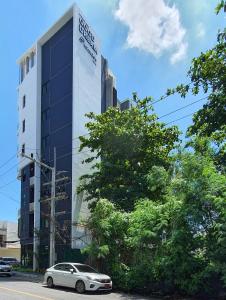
{"left": 0, "top": 221, "right": 20, "bottom": 250}
{"left": 0, "top": 248, "right": 21, "bottom": 261}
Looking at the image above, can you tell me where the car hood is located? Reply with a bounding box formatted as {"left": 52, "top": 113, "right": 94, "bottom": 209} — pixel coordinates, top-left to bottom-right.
{"left": 78, "top": 272, "right": 110, "bottom": 280}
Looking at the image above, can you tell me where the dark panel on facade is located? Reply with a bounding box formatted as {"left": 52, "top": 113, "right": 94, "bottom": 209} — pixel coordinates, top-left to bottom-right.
{"left": 101, "top": 56, "right": 108, "bottom": 113}
{"left": 40, "top": 18, "right": 73, "bottom": 266}
{"left": 120, "top": 99, "right": 132, "bottom": 111}
{"left": 20, "top": 163, "right": 34, "bottom": 246}
{"left": 113, "top": 87, "right": 117, "bottom": 107}
{"left": 101, "top": 55, "right": 118, "bottom": 112}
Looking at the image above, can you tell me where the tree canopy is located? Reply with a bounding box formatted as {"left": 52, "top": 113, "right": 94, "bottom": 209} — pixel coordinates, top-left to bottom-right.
{"left": 78, "top": 96, "right": 180, "bottom": 211}
{"left": 83, "top": 148, "right": 226, "bottom": 298}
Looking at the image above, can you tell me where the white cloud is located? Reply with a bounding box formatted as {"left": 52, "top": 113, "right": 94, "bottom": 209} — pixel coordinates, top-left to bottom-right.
{"left": 196, "top": 22, "right": 206, "bottom": 38}
{"left": 115, "top": 0, "right": 187, "bottom": 64}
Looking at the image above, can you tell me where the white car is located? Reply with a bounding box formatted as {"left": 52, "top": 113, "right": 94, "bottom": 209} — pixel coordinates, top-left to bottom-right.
{"left": 43, "top": 263, "right": 112, "bottom": 293}
{"left": 0, "top": 261, "right": 12, "bottom": 276}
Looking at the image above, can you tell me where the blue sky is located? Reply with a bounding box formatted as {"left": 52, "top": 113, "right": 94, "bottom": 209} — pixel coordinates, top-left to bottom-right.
{"left": 0, "top": 0, "right": 225, "bottom": 222}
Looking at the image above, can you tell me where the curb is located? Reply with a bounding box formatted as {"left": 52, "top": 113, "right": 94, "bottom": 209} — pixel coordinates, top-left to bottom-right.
{"left": 13, "top": 271, "right": 44, "bottom": 283}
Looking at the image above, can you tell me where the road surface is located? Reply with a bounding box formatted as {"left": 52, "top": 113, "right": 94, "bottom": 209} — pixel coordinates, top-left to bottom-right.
{"left": 0, "top": 274, "right": 155, "bottom": 300}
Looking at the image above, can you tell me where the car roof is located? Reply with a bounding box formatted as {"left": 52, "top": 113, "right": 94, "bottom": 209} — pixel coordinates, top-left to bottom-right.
{"left": 54, "top": 262, "right": 86, "bottom": 265}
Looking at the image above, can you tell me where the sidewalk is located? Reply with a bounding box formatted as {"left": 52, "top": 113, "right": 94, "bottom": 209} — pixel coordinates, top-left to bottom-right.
{"left": 13, "top": 271, "right": 44, "bottom": 283}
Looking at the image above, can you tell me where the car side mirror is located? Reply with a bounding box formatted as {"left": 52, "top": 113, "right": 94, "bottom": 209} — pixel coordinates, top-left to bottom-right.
{"left": 70, "top": 269, "right": 74, "bottom": 274}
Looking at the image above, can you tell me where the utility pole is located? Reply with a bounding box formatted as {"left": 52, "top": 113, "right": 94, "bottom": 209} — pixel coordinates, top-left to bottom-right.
{"left": 21, "top": 150, "right": 56, "bottom": 268}
{"left": 49, "top": 147, "right": 56, "bottom": 267}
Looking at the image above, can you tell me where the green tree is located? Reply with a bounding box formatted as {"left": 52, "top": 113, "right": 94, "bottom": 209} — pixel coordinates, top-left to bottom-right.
{"left": 163, "top": 13, "right": 226, "bottom": 140}
{"left": 162, "top": 150, "right": 226, "bottom": 297}
{"left": 81, "top": 198, "right": 131, "bottom": 287}
{"left": 215, "top": 0, "right": 226, "bottom": 14}
{"left": 186, "top": 32, "right": 226, "bottom": 138}
{"left": 163, "top": 12, "right": 226, "bottom": 172}
{"left": 83, "top": 147, "right": 226, "bottom": 298}
{"left": 78, "top": 95, "right": 180, "bottom": 211}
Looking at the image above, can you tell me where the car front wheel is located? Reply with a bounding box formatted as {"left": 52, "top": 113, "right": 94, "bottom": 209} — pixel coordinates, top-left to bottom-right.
{"left": 76, "top": 280, "right": 86, "bottom": 294}
{"left": 47, "top": 277, "right": 54, "bottom": 288}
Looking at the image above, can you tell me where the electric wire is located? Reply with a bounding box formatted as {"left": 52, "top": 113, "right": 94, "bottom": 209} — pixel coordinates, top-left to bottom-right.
{"left": 0, "top": 179, "right": 18, "bottom": 190}
{"left": 0, "top": 158, "right": 25, "bottom": 178}
{"left": 0, "top": 191, "right": 19, "bottom": 204}
{"left": 150, "top": 82, "right": 192, "bottom": 106}
{"left": 165, "top": 112, "right": 195, "bottom": 125}
{"left": 0, "top": 162, "right": 20, "bottom": 178}
{"left": 0, "top": 153, "right": 17, "bottom": 170}
{"left": 18, "top": 95, "right": 209, "bottom": 159}
{"left": 158, "top": 96, "right": 208, "bottom": 120}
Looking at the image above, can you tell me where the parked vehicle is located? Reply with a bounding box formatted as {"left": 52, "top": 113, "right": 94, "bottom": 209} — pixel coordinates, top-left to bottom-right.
{"left": 1, "top": 257, "right": 20, "bottom": 267}
{"left": 0, "top": 261, "right": 12, "bottom": 276}
{"left": 43, "top": 263, "right": 112, "bottom": 293}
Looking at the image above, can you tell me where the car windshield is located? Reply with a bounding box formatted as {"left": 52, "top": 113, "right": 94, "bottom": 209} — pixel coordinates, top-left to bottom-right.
{"left": 74, "top": 264, "right": 98, "bottom": 273}
{"left": 0, "top": 261, "right": 6, "bottom": 265}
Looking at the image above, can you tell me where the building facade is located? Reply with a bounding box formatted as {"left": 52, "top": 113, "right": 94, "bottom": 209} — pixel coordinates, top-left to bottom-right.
{"left": 17, "top": 4, "right": 117, "bottom": 270}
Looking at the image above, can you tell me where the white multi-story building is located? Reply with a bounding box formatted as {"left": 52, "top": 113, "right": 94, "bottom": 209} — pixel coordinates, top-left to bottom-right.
{"left": 17, "top": 4, "right": 118, "bottom": 270}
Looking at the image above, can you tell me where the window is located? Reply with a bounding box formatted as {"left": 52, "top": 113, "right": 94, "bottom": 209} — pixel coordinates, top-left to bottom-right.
{"left": 29, "top": 186, "right": 34, "bottom": 203}
{"left": 53, "top": 264, "right": 74, "bottom": 272}
{"left": 54, "top": 264, "right": 63, "bottom": 271}
{"left": 22, "top": 144, "right": 25, "bottom": 154}
{"left": 30, "top": 163, "right": 35, "bottom": 177}
{"left": 0, "top": 235, "right": 6, "bottom": 248}
{"left": 20, "top": 63, "right": 24, "bottom": 83}
{"left": 22, "top": 95, "right": 26, "bottom": 108}
{"left": 22, "top": 119, "right": 25, "bottom": 132}
{"left": 22, "top": 170, "right": 26, "bottom": 182}
{"left": 29, "top": 213, "right": 34, "bottom": 238}
{"left": 30, "top": 52, "right": 35, "bottom": 68}
{"left": 74, "top": 265, "right": 98, "bottom": 273}
{"left": 62, "top": 264, "right": 74, "bottom": 272}
{"left": 45, "top": 219, "right": 49, "bottom": 228}
{"left": 26, "top": 57, "right": 29, "bottom": 74}
{"left": 42, "top": 81, "right": 49, "bottom": 96}
{"left": 42, "top": 109, "right": 50, "bottom": 122}
{"left": 42, "top": 135, "right": 49, "bottom": 152}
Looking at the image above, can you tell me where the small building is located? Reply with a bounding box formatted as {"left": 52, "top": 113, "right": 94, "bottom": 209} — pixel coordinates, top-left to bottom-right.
{"left": 0, "top": 221, "right": 20, "bottom": 261}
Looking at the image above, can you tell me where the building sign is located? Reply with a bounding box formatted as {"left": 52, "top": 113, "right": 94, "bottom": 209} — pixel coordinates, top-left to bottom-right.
{"left": 79, "top": 14, "right": 97, "bottom": 65}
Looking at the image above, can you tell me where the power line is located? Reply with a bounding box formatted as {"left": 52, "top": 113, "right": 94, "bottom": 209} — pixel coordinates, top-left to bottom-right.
{"left": 0, "top": 153, "right": 17, "bottom": 170}
{"left": 0, "top": 158, "right": 25, "bottom": 178}
{"left": 0, "top": 191, "right": 19, "bottom": 204}
{"left": 151, "top": 83, "right": 192, "bottom": 105}
{"left": 0, "top": 162, "right": 20, "bottom": 178}
{"left": 17, "top": 96, "right": 207, "bottom": 160}
{"left": 158, "top": 96, "right": 208, "bottom": 120}
{"left": 165, "top": 112, "right": 195, "bottom": 125}
{"left": 0, "top": 179, "right": 18, "bottom": 190}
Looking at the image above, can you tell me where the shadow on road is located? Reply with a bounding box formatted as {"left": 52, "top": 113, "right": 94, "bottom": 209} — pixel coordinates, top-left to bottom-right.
{"left": 43, "top": 285, "right": 157, "bottom": 299}
{"left": 0, "top": 273, "right": 42, "bottom": 283}
{"left": 43, "top": 285, "right": 112, "bottom": 295}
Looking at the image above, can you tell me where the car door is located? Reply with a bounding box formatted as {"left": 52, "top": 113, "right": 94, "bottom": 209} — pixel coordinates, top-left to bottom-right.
{"left": 51, "top": 264, "right": 65, "bottom": 286}
{"left": 60, "top": 264, "right": 77, "bottom": 288}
